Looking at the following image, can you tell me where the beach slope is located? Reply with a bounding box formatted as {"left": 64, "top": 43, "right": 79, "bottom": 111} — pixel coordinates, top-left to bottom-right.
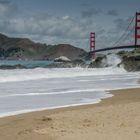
{"left": 0, "top": 88, "right": 140, "bottom": 140}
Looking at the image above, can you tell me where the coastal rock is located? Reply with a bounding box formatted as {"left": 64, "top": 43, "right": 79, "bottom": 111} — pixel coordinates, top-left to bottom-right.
{"left": 89, "top": 49, "right": 140, "bottom": 72}
{"left": 46, "top": 62, "right": 73, "bottom": 68}
{"left": 54, "top": 56, "right": 71, "bottom": 62}
{"left": 47, "top": 59, "right": 87, "bottom": 68}
{"left": 88, "top": 55, "right": 107, "bottom": 68}
{"left": 118, "top": 55, "right": 140, "bottom": 71}
{"left": 117, "top": 49, "right": 140, "bottom": 71}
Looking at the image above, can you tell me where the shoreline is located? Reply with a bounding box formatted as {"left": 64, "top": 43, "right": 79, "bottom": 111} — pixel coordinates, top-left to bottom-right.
{"left": 0, "top": 88, "right": 140, "bottom": 140}
{"left": 0, "top": 91, "right": 112, "bottom": 119}
{"left": 0, "top": 86, "right": 140, "bottom": 119}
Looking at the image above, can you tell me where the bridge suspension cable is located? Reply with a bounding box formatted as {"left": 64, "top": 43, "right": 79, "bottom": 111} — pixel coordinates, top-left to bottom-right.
{"left": 119, "top": 25, "right": 135, "bottom": 46}
{"left": 111, "top": 15, "right": 135, "bottom": 47}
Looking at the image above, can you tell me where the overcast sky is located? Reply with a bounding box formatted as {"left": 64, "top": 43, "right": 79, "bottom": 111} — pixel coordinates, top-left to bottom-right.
{"left": 0, "top": 0, "right": 139, "bottom": 50}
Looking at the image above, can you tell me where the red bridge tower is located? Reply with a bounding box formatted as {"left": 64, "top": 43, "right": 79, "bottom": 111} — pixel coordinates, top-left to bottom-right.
{"left": 135, "top": 12, "right": 140, "bottom": 46}
{"left": 90, "top": 32, "right": 95, "bottom": 59}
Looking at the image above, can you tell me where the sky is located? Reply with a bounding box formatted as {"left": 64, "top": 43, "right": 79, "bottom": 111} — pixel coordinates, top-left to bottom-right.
{"left": 0, "top": 0, "right": 140, "bottom": 50}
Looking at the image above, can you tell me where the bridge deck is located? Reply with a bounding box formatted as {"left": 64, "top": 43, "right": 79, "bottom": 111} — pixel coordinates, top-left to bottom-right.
{"left": 90, "top": 45, "right": 140, "bottom": 53}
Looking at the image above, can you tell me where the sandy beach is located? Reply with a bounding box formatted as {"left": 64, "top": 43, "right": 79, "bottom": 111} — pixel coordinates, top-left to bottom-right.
{"left": 0, "top": 88, "right": 140, "bottom": 140}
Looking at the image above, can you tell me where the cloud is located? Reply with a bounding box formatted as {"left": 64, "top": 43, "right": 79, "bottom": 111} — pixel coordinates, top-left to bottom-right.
{"left": 0, "top": 9, "right": 100, "bottom": 36}
{"left": 81, "top": 8, "right": 101, "bottom": 18}
{"left": 107, "top": 10, "right": 119, "bottom": 16}
{"left": 104, "top": 16, "right": 135, "bottom": 47}
{"left": 0, "top": 13, "right": 133, "bottom": 50}
{"left": 0, "top": 0, "right": 18, "bottom": 18}
{"left": 8, "top": 15, "right": 107, "bottom": 50}
{"left": 0, "top": 1, "right": 133, "bottom": 50}
{"left": 80, "top": 2, "right": 90, "bottom": 7}
{"left": 0, "top": 0, "right": 9, "bottom": 4}
{"left": 113, "top": 17, "right": 134, "bottom": 31}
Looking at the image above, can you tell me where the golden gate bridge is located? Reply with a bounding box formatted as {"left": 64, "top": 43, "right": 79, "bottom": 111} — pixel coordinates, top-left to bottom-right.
{"left": 89, "top": 12, "right": 140, "bottom": 59}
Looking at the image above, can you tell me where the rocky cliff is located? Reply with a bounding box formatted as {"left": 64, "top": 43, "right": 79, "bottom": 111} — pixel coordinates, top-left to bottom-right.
{"left": 0, "top": 33, "right": 86, "bottom": 60}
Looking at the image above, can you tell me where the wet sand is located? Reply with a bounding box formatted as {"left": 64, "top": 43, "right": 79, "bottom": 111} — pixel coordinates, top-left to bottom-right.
{"left": 0, "top": 88, "right": 140, "bottom": 140}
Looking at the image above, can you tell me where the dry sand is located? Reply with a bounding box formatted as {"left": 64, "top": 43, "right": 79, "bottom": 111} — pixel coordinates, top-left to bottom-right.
{"left": 0, "top": 88, "right": 140, "bottom": 140}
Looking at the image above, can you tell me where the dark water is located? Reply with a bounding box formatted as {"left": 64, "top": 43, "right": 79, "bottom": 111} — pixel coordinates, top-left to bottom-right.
{"left": 0, "top": 60, "right": 55, "bottom": 69}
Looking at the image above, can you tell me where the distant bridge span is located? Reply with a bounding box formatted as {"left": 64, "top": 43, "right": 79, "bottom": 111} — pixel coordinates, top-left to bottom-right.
{"left": 89, "top": 45, "right": 140, "bottom": 54}
{"left": 89, "top": 12, "right": 140, "bottom": 59}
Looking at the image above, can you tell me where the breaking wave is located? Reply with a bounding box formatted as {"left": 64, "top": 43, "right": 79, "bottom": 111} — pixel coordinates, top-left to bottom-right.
{"left": 0, "top": 67, "right": 127, "bottom": 83}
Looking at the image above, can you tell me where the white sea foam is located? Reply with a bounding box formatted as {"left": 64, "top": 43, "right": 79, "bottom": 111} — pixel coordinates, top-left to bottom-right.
{"left": 105, "top": 54, "right": 122, "bottom": 66}
{"left": 0, "top": 67, "right": 126, "bottom": 83}
{"left": 0, "top": 100, "right": 102, "bottom": 118}
{"left": 0, "top": 88, "right": 104, "bottom": 98}
{"left": 0, "top": 67, "right": 139, "bottom": 118}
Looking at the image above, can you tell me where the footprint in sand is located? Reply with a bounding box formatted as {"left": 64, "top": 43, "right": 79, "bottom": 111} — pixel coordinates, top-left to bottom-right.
{"left": 41, "top": 116, "right": 52, "bottom": 122}
{"left": 34, "top": 129, "right": 48, "bottom": 135}
{"left": 18, "top": 129, "right": 32, "bottom": 135}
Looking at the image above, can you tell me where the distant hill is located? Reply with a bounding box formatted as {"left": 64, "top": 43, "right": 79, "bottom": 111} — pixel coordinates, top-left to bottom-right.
{"left": 0, "top": 33, "right": 86, "bottom": 60}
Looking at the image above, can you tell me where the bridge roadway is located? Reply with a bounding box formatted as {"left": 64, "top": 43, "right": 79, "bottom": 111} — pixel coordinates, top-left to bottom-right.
{"left": 89, "top": 45, "right": 140, "bottom": 53}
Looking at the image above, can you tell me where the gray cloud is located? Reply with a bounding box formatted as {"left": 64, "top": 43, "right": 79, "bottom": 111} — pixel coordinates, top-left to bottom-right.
{"left": 0, "top": 12, "right": 124, "bottom": 50}
{"left": 0, "top": 1, "right": 133, "bottom": 50}
{"left": 0, "top": 0, "right": 18, "bottom": 18}
{"left": 80, "top": 3, "right": 89, "bottom": 7}
{"left": 0, "top": 0, "right": 9, "bottom": 4}
{"left": 107, "top": 10, "right": 119, "bottom": 16}
{"left": 0, "top": 13, "right": 104, "bottom": 50}
{"left": 81, "top": 8, "right": 101, "bottom": 18}
{"left": 104, "top": 16, "right": 135, "bottom": 47}
{"left": 113, "top": 17, "right": 134, "bottom": 31}
{"left": 114, "top": 18, "right": 126, "bottom": 31}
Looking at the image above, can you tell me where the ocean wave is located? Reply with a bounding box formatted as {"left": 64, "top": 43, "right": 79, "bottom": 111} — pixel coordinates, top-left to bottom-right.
{"left": 0, "top": 67, "right": 127, "bottom": 83}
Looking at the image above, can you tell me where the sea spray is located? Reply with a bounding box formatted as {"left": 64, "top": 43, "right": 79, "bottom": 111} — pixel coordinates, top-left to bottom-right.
{"left": 102, "top": 53, "right": 122, "bottom": 67}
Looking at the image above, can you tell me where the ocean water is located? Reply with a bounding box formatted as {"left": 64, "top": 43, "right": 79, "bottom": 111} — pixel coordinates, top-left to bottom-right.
{"left": 0, "top": 64, "right": 140, "bottom": 118}
{"left": 0, "top": 60, "right": 54, "bottom": 68}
